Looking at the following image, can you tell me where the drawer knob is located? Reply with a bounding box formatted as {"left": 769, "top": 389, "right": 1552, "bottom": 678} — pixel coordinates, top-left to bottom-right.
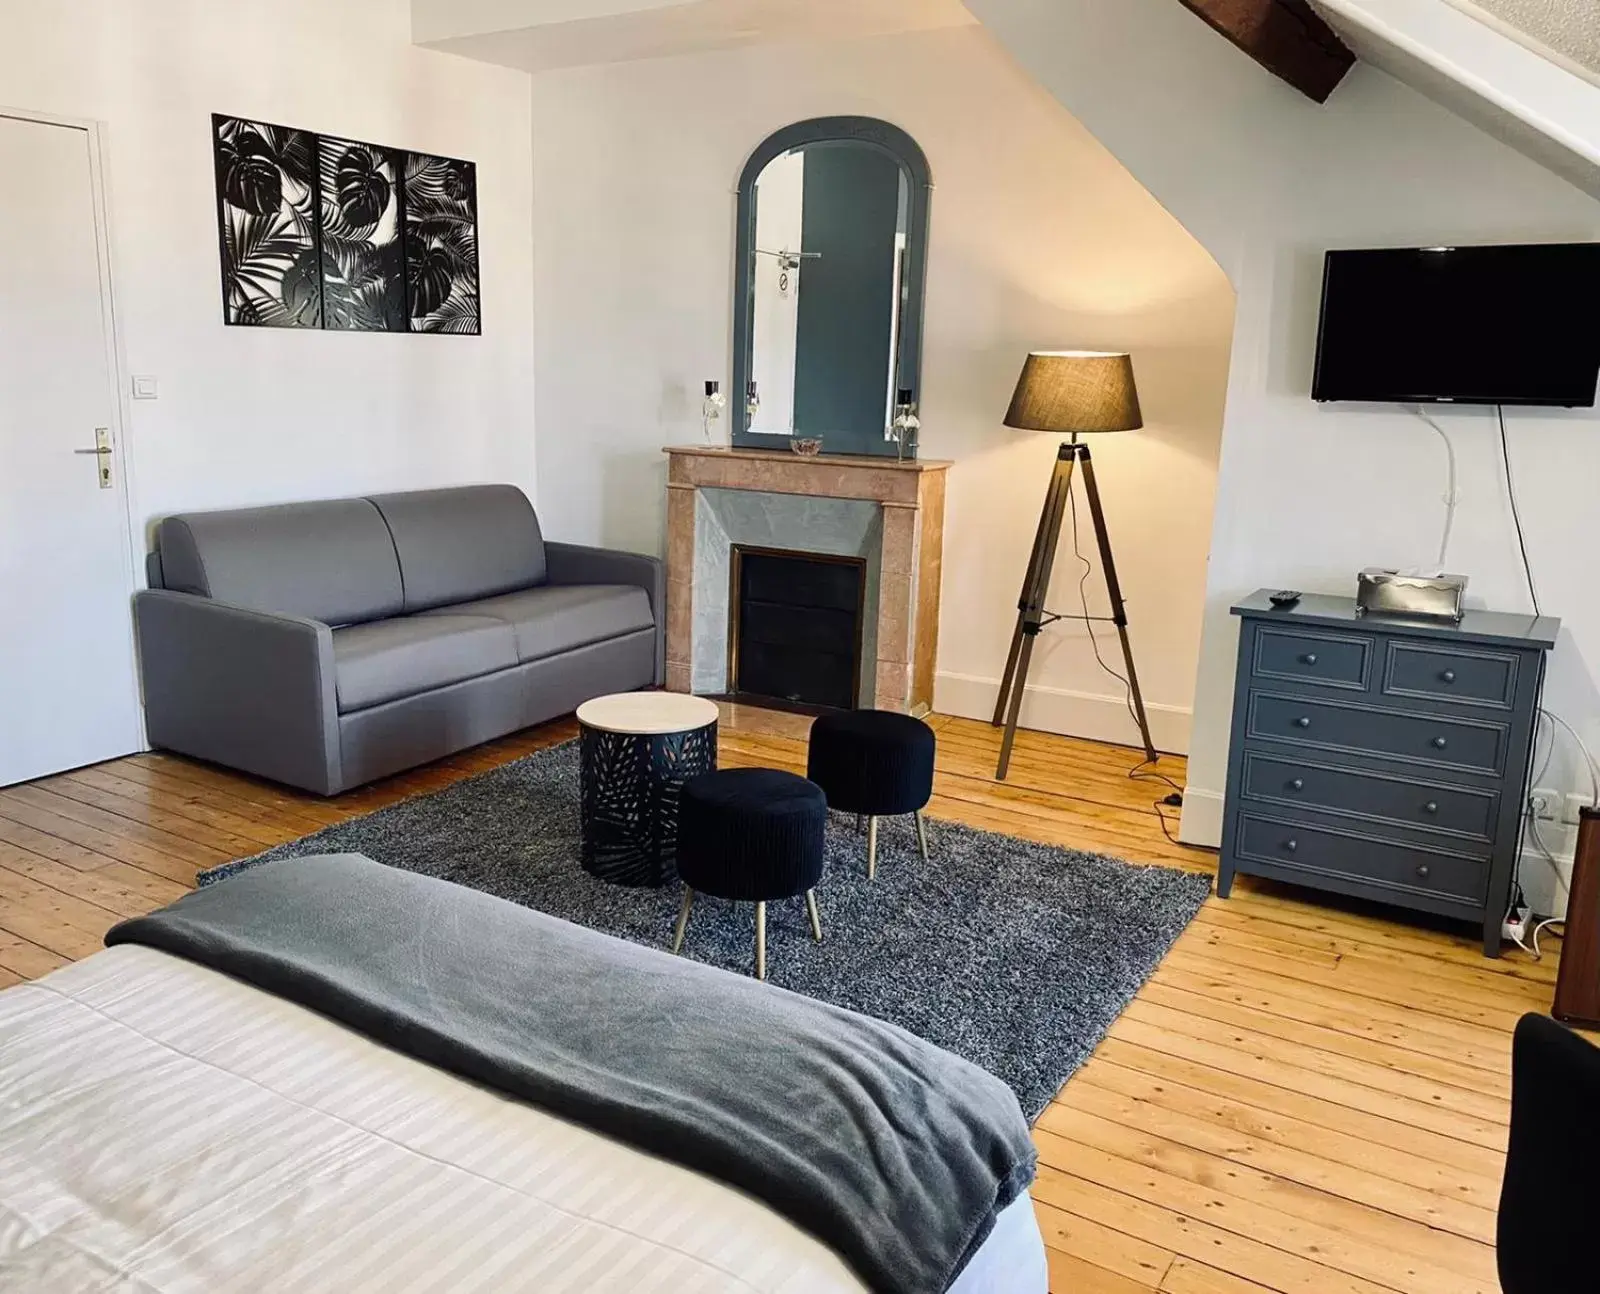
{"left": 1295, "top": 716, "right": 1312, "bottom": 729}
{"left": 1284, "top": 839, "right": 1299, "bottom": 853}
{"left": 1423, "top": 801, "right": 1440, "bottom": 815}
{"left": 1288, "top": 778, "right": 1305, "bottom": 792}
{"left": 1440, "top": 670, "right": 1457, "bottom": 684}
{"left": 1431, "top": 736, "right": 1448, "bottom": 750}
{"left": 1302, "top": 653, "right": 1318, "bottom": 666}
{"left": 1416, "top": 864, "right": 1431, "bottom": 879}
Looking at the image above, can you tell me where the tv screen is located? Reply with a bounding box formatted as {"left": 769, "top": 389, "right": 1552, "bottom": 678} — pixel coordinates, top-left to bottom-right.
{"left": 1312, "top": 243, "right": 1600, "bottom": 407}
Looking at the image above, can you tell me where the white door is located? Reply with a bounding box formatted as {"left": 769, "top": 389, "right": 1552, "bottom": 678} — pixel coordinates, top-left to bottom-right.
{"left": 0, "top": 114, "right": 141, "bottom": 786}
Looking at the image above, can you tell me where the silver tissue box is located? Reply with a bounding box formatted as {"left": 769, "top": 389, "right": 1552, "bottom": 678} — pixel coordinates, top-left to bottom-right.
{"left": 1355, "top": 570, "right": 1468, "bottom": 622}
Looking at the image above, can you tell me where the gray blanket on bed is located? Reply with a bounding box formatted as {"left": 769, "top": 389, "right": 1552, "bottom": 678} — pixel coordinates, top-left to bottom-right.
{"left": 107, "top": 854, "right": 1035, "bottom": 1292}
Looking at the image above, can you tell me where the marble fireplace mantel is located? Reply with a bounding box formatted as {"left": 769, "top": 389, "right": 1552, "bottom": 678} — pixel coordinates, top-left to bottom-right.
{"left": 663, "top": 445, "right": 949, "bottom": 714}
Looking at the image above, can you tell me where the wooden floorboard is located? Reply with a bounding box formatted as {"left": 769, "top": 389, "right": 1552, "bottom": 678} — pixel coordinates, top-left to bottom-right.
{"left": 0, "top": 707, "right": 1545, "bottom": 1293}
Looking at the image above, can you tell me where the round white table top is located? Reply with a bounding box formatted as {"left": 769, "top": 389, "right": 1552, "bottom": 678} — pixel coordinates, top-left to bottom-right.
{"left": 575, "top": 691, "right": 720, "bottom": 736}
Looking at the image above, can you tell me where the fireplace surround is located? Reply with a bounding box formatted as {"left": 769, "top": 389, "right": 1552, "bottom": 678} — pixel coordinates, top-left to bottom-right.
{"left": 663, "top": 446, "right": 949, "bottom": 714}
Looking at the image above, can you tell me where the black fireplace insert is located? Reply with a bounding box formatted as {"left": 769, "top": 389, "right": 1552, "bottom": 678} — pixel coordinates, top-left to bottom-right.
{"left": 729, "top": 546, "right": 866, "bottom": 711}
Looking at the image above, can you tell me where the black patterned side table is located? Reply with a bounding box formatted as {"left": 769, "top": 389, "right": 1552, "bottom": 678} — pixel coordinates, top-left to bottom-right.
{"left": 576, "top": 692, "right": 719, "bottom": 887}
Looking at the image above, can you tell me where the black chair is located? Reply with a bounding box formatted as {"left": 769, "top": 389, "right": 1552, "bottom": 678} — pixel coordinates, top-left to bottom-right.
{"left": 672, "top": 768, "right": 828, "bottom": 980}
{"left": 1498, "top": 1012, "right": 1600, "bottom": 1293}
{"left": 807, "top": 709, "right": 935, "bottom": 878}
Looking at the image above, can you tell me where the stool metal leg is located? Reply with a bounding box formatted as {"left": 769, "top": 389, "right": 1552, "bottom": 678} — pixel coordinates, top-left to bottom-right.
{"left": 755, "top": 901, "right": 767, "bottom": 980}
{"left": 867, "top": 816, "right": 878, "bottom": 880}
{"left": 805, "top": 890, "right": 823, "bottom": 943}
{"left": 671, "top": 888, "right": 694, "bottom": 954}
{"left": 914, "top": 812, "right": 930, "bottom": 862}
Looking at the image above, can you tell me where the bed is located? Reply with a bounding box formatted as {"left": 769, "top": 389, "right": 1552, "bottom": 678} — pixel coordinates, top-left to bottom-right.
{"left": 0, "top": 858, "right": 1047, "bottom": 1293}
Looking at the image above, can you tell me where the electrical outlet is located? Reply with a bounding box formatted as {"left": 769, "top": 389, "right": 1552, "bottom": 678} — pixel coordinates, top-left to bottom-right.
{"left": 1530, "top": 788, "right": 1559, "bottom": 820}
{"left": 1566, "top": 793, "right": 1590, "bottom": 826}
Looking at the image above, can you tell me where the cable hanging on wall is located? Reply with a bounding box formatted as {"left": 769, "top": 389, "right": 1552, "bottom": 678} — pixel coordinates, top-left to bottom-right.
{"left": 1497, "top": 404, "right": 1541, "bottom": 616}
{"left": 1411, "top": 405, "right": 1459, "bottom": 569}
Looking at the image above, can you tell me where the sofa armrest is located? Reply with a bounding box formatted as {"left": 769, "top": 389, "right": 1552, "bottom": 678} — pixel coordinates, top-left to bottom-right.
{"left": 133, "top": 589, "right": 343, "bottom": 795}
{"left": 543, "top": 542, "right": 665, "bottom": 684}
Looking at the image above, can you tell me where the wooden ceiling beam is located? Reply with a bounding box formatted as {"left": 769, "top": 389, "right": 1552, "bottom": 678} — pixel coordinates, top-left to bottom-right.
{"left": 1175, "top": 0, "right": 1356, "bottom": 103}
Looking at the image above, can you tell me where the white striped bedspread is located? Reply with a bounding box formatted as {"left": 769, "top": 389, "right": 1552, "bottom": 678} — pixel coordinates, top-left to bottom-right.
{"left": 0, "top": 946, "right": 1048, "bottom": 1292}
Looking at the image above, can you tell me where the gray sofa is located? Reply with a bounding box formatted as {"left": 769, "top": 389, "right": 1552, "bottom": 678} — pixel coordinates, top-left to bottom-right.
{"left": 133, "top": 485, "right": 662, "bottom": 795}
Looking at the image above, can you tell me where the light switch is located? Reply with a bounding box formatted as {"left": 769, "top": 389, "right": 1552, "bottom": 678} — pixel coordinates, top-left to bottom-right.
{"left": 131, "top": 375, "right": 159, "bottom": 400}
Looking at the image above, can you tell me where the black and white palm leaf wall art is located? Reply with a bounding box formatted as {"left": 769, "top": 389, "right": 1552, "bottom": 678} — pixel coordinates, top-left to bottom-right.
{"left": 212, "top": 114, "right": 480, "bottom": 335}
{"left": 318, "top": 136, "right": 406, "bottom": 332}
{"left": 214, "top": 117, "right": 321, "bottom": 328}
{"left": 403, "top": 152, "right": 480, "bottom": 334}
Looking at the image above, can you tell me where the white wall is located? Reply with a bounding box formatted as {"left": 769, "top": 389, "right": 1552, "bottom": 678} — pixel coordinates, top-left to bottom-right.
{"left": 0, "top": 0, "right": 536, "bottom": 541}
{"left": 530, "top": 24, "right": 1235, "bottom": 752}
{"left": 969, "top": 0, "right": 1600, "bottom": 908}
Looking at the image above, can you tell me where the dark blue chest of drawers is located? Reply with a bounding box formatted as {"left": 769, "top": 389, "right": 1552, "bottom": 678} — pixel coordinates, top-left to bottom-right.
{"left": 1218, "top": 590, "right": 1559, "bottom": 956}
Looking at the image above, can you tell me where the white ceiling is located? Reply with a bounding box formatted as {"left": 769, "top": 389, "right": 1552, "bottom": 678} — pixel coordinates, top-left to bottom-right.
{"left": 412, "top": 0, "right": 976, "bottom": 73}
{"left": 1465, "top": 0, "right": 1600, "bottom": 76}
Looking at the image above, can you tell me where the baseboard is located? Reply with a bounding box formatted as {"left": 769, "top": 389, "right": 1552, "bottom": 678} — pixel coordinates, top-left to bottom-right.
{"left": 933, "top": 671, "right": 1192, "bottom": 755}
{"left": 1177, "top": 787, "right": 1224, "bottom": 849}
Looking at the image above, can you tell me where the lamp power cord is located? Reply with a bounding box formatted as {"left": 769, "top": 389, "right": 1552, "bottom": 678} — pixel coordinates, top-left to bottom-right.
{"left": 1039, "top": 487, "right": 1188, "bottom": 846}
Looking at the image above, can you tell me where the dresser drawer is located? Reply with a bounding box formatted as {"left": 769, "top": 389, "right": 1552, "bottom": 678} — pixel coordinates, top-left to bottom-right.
{"left": 1251, "top": 624, "right": 1371, "bottom": 691}
{"left": 1248, "top": 692, "right": 1509, "bottom": 776}
{"left": 1381, "top": 642, "right": 1520, "bottom": 710}
{"left": 1240, "top": 752, "right": 1498, "bottom": 844}
{"left": 1235, "top": 813, "right": 1489, "bottom": 905}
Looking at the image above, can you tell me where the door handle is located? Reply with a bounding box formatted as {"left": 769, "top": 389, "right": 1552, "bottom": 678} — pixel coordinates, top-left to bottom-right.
{"left": 73, "top": 428, "right": 114, "bottom": 488}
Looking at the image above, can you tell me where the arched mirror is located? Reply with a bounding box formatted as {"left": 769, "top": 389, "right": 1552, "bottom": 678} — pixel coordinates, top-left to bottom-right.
{"left": 731, "top": 117, "right": 931, "bottom": 458}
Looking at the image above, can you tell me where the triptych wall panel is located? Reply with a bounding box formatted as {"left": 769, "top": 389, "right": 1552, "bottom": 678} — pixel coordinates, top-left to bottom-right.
{"left": 212, "top": 114, "right": 480, "bottom": 334}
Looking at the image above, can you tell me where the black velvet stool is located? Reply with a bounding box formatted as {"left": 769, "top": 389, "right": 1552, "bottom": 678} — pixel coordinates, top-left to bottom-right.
{"left": 673, "top": 768, "right": 828, "bottom": 980}
{"left": 1497, "top": 1013, "right": 1600, "bottom": 1293}
{"left": 806, "top": 709, "right": 935, "bottom": 878}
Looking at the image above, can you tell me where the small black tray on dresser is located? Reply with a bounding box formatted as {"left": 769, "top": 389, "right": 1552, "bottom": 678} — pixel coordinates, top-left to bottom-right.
{"left": 1218, "top": 590, "right": 1560, "bottom": 957}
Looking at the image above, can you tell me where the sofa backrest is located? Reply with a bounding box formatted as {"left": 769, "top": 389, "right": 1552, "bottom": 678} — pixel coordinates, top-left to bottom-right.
{"left": 368, "top": 485, "right": 547, "bottom": 612}
{"left": 155, "top": 498, "right": 404, "bottom": 626}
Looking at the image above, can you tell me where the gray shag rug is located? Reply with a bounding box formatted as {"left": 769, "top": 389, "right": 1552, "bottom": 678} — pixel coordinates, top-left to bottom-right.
{"left": 201, "top": 741, "right": 1210, "bottom": 1119}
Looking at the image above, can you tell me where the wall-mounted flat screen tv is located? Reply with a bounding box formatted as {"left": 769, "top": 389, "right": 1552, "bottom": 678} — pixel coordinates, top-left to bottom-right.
{"left": 1312, "top": 242, "right": 1600, "bottom": 407}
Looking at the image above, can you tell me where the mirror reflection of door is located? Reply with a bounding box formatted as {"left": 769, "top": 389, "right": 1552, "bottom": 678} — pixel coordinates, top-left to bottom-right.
{"left": 748, "top": 143, "right": 910, "bottom": 455}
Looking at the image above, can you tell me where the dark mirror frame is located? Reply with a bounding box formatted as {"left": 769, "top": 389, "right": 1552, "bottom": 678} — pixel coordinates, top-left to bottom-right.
{"left": 731, "top": 116, "right": 933, "bottom": 456}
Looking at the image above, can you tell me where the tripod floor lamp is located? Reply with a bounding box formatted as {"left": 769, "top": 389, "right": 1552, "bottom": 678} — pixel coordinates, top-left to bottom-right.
{"left": 992, "top": 351, "right": 1158, "bottom": 780}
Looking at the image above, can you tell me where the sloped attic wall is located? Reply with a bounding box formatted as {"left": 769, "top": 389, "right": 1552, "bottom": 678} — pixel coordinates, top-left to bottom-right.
{"left": 969, "top": 0, "right": 1600, "bottom": 913}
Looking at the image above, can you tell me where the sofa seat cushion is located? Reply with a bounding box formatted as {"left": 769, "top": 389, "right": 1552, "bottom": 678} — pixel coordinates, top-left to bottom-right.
{"left": 331, "top": 615, "right": 518, "bottom": 714}
{"left": 420, "top": 585, "right": 654, "bottom": 664}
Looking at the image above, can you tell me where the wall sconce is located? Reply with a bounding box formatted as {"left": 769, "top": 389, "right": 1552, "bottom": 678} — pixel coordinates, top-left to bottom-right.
{"left": 702, "top": 380, "right": 727, "bottom": 445}
{"left": 891, "top": 387, "right": 920, "bottom": 461}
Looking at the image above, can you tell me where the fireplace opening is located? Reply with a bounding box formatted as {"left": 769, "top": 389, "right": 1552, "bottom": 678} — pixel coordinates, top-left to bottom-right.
{"left": 729, "top": 546, "right": 865, "bottom": 711}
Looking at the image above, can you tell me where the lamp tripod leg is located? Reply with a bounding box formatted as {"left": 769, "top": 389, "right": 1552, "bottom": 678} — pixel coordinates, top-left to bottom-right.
{"left": 991, "top": 620, "right": 1026, "bottom": 728}
{"left": 997, "top": 631, "right": 1038, "bottom": 780}
{"left": 995, "top": 445, "right": 1076, "bottom": 780}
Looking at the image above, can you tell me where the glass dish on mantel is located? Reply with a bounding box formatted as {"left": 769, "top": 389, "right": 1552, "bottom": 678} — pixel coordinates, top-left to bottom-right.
{"left": 790, "top": 437, "right": 823, "bottom": 457}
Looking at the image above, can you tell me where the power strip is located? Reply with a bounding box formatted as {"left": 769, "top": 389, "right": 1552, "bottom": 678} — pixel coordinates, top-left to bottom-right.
{"left": 1503, "top": 907, "right": 1531, "bottom": 945}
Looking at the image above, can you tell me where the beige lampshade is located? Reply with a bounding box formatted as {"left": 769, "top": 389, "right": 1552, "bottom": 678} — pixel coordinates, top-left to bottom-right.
{"left": 1004, "top": 351, "right": 1143, "bottom": 434}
